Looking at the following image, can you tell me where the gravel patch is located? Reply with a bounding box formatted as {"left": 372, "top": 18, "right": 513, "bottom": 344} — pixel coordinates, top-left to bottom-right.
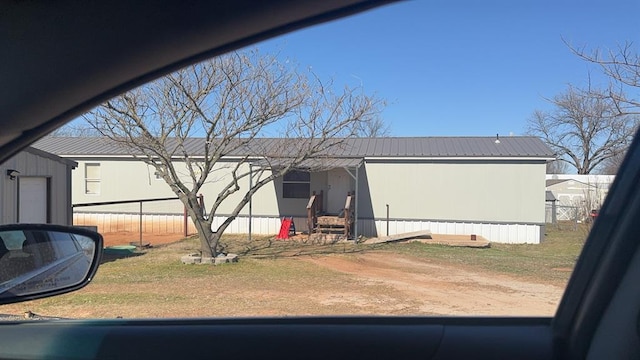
{"left": 0, "top": 311, "right": 67, "bottom": 321}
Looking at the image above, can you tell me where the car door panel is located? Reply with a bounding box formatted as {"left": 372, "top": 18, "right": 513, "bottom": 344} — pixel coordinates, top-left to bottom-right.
{"left": 0, "top": 318, "right": 552, "bottom": 359}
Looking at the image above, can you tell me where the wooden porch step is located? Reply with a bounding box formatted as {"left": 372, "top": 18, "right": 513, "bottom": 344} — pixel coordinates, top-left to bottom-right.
{"left": 315, "top": 227, "right": 346, "bottom": 234}
{"left": 315, "top": 223, "right": 346, "bottom": 229}
{"left": 308, "top": 233, "right": 346, "bottom": 244}
{"left": 313, "top": 215, "right": 352, "bottom": 238}
{"left": 317, "top": 216, "right": 346, "bottom": 226}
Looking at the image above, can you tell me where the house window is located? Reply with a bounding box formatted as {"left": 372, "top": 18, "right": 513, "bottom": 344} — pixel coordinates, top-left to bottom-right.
{"left": 85, "top": 163, "right": 101, "bottom": 195}
{"left": 283, "top": 170, "right": 310, "bottom": 199}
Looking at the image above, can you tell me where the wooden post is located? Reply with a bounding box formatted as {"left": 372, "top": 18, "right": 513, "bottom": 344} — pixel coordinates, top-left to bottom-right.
{"left": 183, "top": 206, "right": 188, "bottom": 238}
{"left": 344, "top": 192, "right": 353, "bottom": 238}
{"left": 139, "top": 201, "right": 143, "bottom": 247}
{"left": 306, "top": 193, "right": 317, "bottom": 237}
{"left": 386, "top": 204, "right": 389, "bottom": 236}
{"left": 197, "top": 194, "right": 205, "bottom": 217}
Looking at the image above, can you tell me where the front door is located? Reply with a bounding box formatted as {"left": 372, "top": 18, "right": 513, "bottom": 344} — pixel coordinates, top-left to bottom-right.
{"left": 327, "top": 168, "right": 352, "bottom": 214}
{"left": 18, "top": 177, "right": 48, "bottom": 223}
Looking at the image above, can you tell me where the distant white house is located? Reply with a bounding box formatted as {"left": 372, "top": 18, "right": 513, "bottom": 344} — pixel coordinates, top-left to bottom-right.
{"left": 0, "top": 147, "right": 77, "bottom": 225}
{"left": 34, "top": 136, "right": 555, "bottom": 244}
{"left": 546, "top": 174, "right": 615, "bottom": 187}
{"left": 545, "top": 174, "right": 615, "bottom": 221}
{"left": 545, "top": 174, "right": 615, "bottom": 207}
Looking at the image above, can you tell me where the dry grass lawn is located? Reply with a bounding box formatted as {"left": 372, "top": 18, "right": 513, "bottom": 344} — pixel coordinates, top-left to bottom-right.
{"left": 0, "top": 225, "right": 586, "bottom": 319}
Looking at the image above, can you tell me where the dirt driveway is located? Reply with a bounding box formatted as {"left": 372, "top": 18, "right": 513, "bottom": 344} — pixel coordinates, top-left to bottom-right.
{"left": 0, "top": 242, "right": 565, "bottom": 318}
{"left": 303, "top": 252, "right": 564, "bottom": 316}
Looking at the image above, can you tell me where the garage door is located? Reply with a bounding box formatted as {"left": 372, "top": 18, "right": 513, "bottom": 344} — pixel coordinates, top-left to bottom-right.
{"left": 18, "top": 177, "right": 48, "bottom": 223}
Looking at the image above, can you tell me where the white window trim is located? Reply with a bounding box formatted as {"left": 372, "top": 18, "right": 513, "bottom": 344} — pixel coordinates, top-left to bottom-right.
{"left": 85, "top": 163, "right": 101, "bottom": 195}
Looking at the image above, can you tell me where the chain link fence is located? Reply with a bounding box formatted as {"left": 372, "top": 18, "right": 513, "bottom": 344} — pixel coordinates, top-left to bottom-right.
{"left": 72, "top": 197, "right": 196, "bottom": 237}
{"left": 545, "top": 203, "right": 589, "bottom": 231}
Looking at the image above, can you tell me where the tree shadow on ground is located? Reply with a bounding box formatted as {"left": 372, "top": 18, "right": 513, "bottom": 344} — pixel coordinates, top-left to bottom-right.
{"left": 100, "top": 252, "right": 145, "bottom": 265}
{"left": 221, "top": 236, "right": 387, "bottom": 259}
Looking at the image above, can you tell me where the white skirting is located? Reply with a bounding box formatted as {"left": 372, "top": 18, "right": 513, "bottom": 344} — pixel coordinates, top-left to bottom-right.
{"left": 74, "top": 212, "right": 542, "bottom": 244}
{"left": 357, "top": 219, "right": 542, "bottom": 244}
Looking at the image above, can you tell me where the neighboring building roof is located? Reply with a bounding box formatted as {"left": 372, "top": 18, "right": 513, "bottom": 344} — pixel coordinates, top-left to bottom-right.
{"left": 546, "top": 178, "right": 604, "bottom": 190}
{"left": 546, "top": 179, "right": 569, "bottom": 187}
{"left": 34, "top": 136, "right": 555, "bottom": 159}
{"left": 545, "top": 174, "right": 615, "bottom": 186}
{"left": 24, "top": 147, "right": 78, "bottom": 168}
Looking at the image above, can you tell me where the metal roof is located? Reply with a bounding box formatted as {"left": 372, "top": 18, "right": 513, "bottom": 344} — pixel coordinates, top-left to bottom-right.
{"left": 33, "top": 136, "right": 555, "bottom": 159}
{"left": 252, "top": 157, "right": 363, "bottom": 170}
{"left": 24, "top": 147, "right": 78, "bottom": 168}
{"left": 546, "top": 179, "right": 570, "bottom": 187}
{"left": 545, "top": 190, "right": 557, "bottom": 202}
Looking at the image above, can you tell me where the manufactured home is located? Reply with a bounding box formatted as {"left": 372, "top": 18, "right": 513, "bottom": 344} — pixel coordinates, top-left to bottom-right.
{"left": 34, "top": 136, "right": 554, "bottom": 243}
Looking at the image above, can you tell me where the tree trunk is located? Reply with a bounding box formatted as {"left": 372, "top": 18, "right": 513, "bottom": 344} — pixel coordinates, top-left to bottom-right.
{"left": 184, "top": 204, "right": 216, "bottom": 258}
{"left": 194, "top": 220, "right": 215, "bottom": 258}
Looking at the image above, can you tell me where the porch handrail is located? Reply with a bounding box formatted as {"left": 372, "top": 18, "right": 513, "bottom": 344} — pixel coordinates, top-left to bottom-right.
{"left": 306, "top": 190, "right": 323, "bottom": 235}
{"left": 306, "top": 194, "right": 317, "bottom": 211}
{"left": 344, "top": 191, "right": 355, "bottom": 238}
{"left": 307, "top": 194, "right": 316, "bottom": 235}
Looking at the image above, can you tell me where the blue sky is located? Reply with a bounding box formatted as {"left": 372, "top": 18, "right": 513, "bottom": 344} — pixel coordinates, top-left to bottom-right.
{"left": 257, "top": 0, "right": 639, "bottom": 136}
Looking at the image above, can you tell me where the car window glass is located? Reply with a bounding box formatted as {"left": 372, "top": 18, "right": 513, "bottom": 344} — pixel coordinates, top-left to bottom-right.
{"left": 49, "top": 232, "right": 81, "bottom": 258}
{"left": 0, "top": 231, "right": 26, "bottom": 251}
{"left": 2, "top": 0, "right": 636, "bottom": 320}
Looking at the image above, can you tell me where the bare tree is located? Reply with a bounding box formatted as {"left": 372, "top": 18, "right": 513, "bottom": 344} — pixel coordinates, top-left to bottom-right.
{"left": 84, "top": 49, "right": 383, "bottom": 259}
{"left": 568, "top": 40, "right": 640, "bottom": 115}
{"left": 600, "top": 150, "right": 627, "bottom": 175}
{"left": 355, "top": 115, "right": 391, "bottom": 137}
{"left": 546, "top": 159, "right": 568, "bottom": 174}
{"left": 48, "top": 122, "right": 100, "bottom": 137}
{"left": 528, "top": 85, "right": 638, "bottom": 174}
{"left": 572, "top": 179, "right": 607, "bottom": 236}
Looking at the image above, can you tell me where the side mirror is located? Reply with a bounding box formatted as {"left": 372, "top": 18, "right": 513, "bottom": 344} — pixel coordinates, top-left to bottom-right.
{"left": 0, "top": 224, "right": 103, "bottom": 305}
